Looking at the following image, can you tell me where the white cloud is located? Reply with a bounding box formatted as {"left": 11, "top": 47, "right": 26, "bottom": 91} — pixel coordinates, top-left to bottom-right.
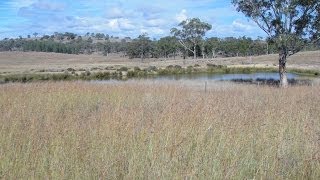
{"left": 0, "top": 0, "right": 267, "bottom": 39}
{"left": 106, "top": 7, "right": 125, "bottom": 18}
{"left": 118, "top": 19, "right": 136, "bottom": 31}
{"left": 106, "top": 18, "right": 136, "bottom": 31}
{"left": 145, "top": 18, "right": 167, "bottom": 27}
{"left": 32, "top": 1, "right": 65, "bottom": 11}
{"left": 149, "top": 27, "right": 165, "bottom": 35}
{"left": 232, "top": 19, "right": 255, "bottom": 32}
{"left": 7, "top": 0, "right": 36, "bottom": 9}
{"left": 108, "top": 19, "right": 119, "bottom": 30}
{"left": 175, "top": 9, "right": 188, "bottom": 22}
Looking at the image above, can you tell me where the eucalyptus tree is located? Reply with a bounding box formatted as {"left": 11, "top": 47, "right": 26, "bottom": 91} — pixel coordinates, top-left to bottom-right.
{"left": 157, "top": 36, "right": 179, "bottom": 60}
{"left": 95, "top": 33, "right": 105, "bottom": 40}
{"left": 232, "top": 0, "right": 320, "bottom": 87}
{"left": 204, "top": 37, "right": 220, "bottom": 59}
{"left": 33, "top": 32, "right": 38, "bottom": 38}
{"left": 127, "top": 33, "right": 152, "bottom": 61}
{"left": 136, "top": 34, "right": 152, "bottom": 61}
{"left": 171, "top": 18, "right": 212, "bottom": 59}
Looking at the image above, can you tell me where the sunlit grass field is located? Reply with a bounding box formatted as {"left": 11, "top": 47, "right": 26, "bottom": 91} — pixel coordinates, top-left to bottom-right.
{"left": 0, "top": 81, "right": 319, "bottom": 179}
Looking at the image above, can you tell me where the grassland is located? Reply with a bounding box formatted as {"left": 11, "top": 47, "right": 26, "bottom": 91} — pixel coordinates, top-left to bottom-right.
{"left": 0, "top": 51, "right": 319, "bottom": 83}
{"left": 1, "top": 81, "right": 320, "bottom": 179}
{"left": 0, "top": 51, "right": 319, "bottom": 75}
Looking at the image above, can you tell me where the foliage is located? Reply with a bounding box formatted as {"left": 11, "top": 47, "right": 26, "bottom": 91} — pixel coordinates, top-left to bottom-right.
{"left": 232, "top": 0, "right": 320, "bottom": 53}
{"left": 126, "top": 34, "right": 153, "bottom": 60}
{"left": 0, "top": 30, "right": 319, "bottom": 58}
{"left": 171, "top": 18, "right": 212, "bottom": 58}
{"left": 157, "top": 36, "right": 179, "bottom": 59}
{"left": 232, "top": 0, "right": 320, "bottom": 87}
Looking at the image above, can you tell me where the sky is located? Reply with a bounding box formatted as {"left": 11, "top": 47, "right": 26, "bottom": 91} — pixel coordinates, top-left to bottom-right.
{"left": 0, "top": 0, "right": 266, "bottom": 39}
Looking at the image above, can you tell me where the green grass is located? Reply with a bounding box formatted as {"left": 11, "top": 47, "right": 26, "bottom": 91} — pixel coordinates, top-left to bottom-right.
{"left": 0, "top": 82, "right": 319, "bottom": 179}
{"left": 0, "top": 65, "right": 318, "bottom": 84}
{"left": 288, "top": 68, "right": 320, "bottom": 77}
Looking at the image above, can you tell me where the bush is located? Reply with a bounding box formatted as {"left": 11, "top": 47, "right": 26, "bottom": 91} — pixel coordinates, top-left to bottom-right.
{"left": 91, "top": 67, "right": 102, "bottom": 71}
{"left": 158, "top": 69, "right": 169, "bottom": 75}
{"left": 207, "top": 63, "right": 217, "bottom": 68}
{"left": 127, "top": 71, "right": 137, "bottom": 78}
{"left": 145, "top": 66, "right": 157, "bottom": 72}
{"left": 118, "top": 67, "right": 128, "bottom": 71}
{"left": 105, "top": 66, "right": 114, "bottom": 70}
{"left": 67, "top": 68, "right": 75, "bottom": 72}
{"left": 134, "top": 67, "right": 141, "bottom": 71}
{"left": 174, "top": 65, "right": 182, "bottom": 69}
{"left": 166, "top": 65, "right": 182, "bottom": 70}
{"left": 187, "top": 66, "right": 193, "bottom": 73}
{"left": 92, "top": 72, "right": 110, "bottom": 80}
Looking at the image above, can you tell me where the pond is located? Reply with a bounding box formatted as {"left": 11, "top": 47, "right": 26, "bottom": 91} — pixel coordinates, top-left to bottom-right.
{"left": 94, "top": 72, "right": 315, "bottom": 86}
{"left": 120, "top": 72, "right": 312, "bottom": 86}
{"left": 144, "top": 72, "right": 298, "bottom": 81}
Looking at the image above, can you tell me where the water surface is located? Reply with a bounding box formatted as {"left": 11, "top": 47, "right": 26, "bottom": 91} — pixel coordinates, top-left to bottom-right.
{"left": 145, "top": 72, "right": 298, "bottom": 81}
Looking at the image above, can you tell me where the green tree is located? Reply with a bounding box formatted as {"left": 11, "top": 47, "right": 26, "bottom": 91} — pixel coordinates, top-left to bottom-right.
{"left": 157, "top": 36, "right": 179, "bottom": 60}
{"left": 33, "top": 32, "right": 38, "bottom": 38}
{"left": 95, "top": 33, "right": 105, "bottom": 40}
{"left": 205, "top": 37, "right": 220, "bottom": 58}
{"left": 139, "top": 34, "right": 152, "bottom": 61}
{"left": 171, "top": 18, "right": 212, "bottom": 59}
{"left": 232, "top": 0, "right": 320, "bottom": 87}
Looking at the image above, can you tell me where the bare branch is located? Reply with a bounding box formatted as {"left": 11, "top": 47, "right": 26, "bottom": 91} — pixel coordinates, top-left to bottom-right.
{"left": 178, "top": 40, "right": 193, "bottom": 53}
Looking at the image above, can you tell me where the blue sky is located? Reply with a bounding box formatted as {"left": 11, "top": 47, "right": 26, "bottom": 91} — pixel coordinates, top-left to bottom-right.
{"left": 0, "top": 0, "right": 266, "bottom": 39}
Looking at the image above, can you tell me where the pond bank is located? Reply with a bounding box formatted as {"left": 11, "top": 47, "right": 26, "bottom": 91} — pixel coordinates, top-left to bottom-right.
{"left": 0, "top": 65, "right": 319, "bottom": 84}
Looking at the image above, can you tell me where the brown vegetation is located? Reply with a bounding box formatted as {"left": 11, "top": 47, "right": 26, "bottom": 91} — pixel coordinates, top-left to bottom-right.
{"left": 0, "top": 51, "right": 319, "bottom": 75}
{"left": 0, "top": 81, "right": 319, "bottom": 179}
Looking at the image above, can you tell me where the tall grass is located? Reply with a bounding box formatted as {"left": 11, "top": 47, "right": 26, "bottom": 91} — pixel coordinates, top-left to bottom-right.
{"left": 0, "top": 82, "right": 319, "bottom": 179}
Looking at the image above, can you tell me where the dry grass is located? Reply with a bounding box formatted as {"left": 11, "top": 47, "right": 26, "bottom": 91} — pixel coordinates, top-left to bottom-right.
{"left": 0, "top": 81, "right": 320, "bottom": 179}
{"left": 0, "top": 51, "right": 319, "bottom": 74}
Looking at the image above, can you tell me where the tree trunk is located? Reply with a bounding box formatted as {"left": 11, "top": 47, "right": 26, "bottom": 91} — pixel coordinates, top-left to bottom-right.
{"left": 141, "top": 53, "right": 143, "bottom": 63}
{"left": 279, "top": 50, "right": 288, "bottom": 88}
{"left": 212, "top": 49, "right": 215, "bottom": 59}
{"left": 202, "top": 49, "right": 205, "bottom": 59}
{"left": 193, "top": 46, "right": 196, "bottom": 59}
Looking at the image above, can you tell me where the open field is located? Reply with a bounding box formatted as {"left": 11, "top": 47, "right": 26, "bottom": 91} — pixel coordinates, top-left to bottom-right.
{"left": 1, "top": 81, "right": 320, "bottom": 179}
{"left": 0, "top": 51, "right": 319, "bottom": 75}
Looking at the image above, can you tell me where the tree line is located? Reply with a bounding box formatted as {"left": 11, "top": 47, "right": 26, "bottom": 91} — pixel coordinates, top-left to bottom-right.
{"left": 0, "top": 20, "right": 319, "bottom": 61}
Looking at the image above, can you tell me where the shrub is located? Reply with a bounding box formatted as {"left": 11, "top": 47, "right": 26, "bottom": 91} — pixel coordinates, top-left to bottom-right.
{"left": 67, "top": 68, "right": 75, "bottom": 72}
{"left": 145, "top": 66, "right": 157, "bottom": 72}
{"left": 127, "top": 71, "right": 135, "bottom": 77}
{"left": 134, "top": 67, "right": 141, "bottom": 71}
{"left": 187, "top": 66, "right": 193, "bottom": 73}
{"left": 118, "top": 67, "right": 128, "bottom": 72}
{"left": 92, "top": 72, "right": 110, "bottom": 80}
{"left": 105, "top": 66, "right": 114, "bottom": 70}
{"left": 207, "top": 63, "right": 218, "bottom": 68}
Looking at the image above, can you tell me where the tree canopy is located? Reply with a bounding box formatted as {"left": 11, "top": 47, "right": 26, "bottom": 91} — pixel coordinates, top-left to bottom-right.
{"left": 232, "top": 0, "right": 320, "bottom": 87}
{"left": 171, "top": 18, "right": 212, "bottom": 59}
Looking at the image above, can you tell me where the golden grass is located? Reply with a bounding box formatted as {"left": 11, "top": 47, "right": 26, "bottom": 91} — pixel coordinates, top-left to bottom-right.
{"left": 0, "top": 82, "right": 320, "bottom": 179}
{"left": 0, "top": 50, "right": 319, "bottom": 74}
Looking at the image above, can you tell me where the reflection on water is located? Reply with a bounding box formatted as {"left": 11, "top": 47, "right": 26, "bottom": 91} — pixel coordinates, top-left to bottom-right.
{"left": 147, "top": 73, "right": 298, "bottom": 81}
